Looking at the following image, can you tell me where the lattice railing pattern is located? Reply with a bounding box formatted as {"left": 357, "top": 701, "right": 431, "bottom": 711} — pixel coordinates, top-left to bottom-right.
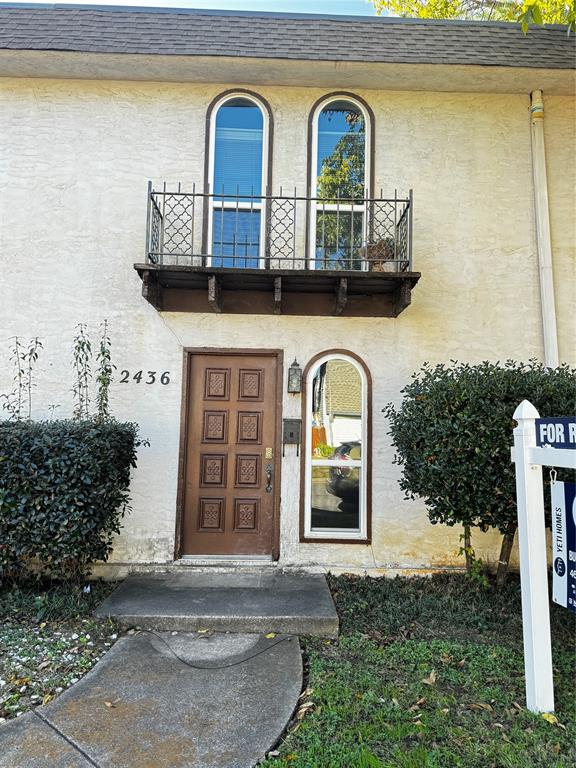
{"left": 145, "top": 183, "right": 412, "bottom": 272}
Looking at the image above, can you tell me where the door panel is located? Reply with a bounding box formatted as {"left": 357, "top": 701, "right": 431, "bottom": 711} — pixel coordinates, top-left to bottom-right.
{"left": 182, "top": 352, "right": 279, "bottom": 556}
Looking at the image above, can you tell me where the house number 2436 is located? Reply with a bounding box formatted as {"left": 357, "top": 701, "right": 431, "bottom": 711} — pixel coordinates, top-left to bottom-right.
{"left": 119, "top": 370, "right": 170, "bottom": 385}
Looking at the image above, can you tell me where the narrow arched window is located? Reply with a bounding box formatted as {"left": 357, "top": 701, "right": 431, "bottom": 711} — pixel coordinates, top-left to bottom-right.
{"left": 310, "top": 96, "right": 370, "bottom": 271}
{"left": 302, "top": 352, "right": 371, "bottom": 541}
{"left": 208, "top": 93, "right": 269, "bottom": 268}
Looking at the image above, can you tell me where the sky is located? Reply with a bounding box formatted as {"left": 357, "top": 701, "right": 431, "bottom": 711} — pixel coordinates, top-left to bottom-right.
{"left": 22, "top": 0, "right": 379, "bottom": 14}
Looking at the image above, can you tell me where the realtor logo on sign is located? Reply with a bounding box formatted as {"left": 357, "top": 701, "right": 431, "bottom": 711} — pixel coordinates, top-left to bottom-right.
{"left": 551, "top": 481, "right": 576, "bottom": 615}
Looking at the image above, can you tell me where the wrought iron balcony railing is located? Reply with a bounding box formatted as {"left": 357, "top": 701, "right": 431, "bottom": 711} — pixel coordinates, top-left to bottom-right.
{"left": 145, "top": 182, "right": 413, "bottom": 273}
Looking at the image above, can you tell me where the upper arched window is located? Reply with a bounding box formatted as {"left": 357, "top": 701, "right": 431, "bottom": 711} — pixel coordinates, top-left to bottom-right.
{"left": 309, "top": 96, "right": 371, "bottom": 271}
{"left": 302, "top": 351, "right": 371, "bottom": 542}
{"left": 207, "top": 93, "right": 270, "bottom": 268}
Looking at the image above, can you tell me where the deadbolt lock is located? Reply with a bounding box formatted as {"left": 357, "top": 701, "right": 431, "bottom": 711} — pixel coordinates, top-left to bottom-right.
{"left": 265, "top": 447, "right": 273, "bottom": 459}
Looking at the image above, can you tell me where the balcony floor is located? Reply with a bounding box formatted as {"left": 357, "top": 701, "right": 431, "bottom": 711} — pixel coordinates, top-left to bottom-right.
{"left": 134, "top": 263, "right": 421, "bottom": 317}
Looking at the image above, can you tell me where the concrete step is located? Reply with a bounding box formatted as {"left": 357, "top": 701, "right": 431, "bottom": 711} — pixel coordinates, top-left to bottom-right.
{"left": 95, "top": 570, "right": 339, "bottom": 638}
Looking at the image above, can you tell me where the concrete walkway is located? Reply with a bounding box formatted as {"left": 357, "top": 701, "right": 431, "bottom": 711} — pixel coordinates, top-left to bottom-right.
{"left": 96, "top": 571, "right": 339, "bottom": 638}
{"left": 0, "top": 630, "right": 303, "bottom": 768}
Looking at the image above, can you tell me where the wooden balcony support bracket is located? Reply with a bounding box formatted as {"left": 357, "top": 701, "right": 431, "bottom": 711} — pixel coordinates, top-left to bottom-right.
{"left": 392, "top": 280, "right": 412, "bottom": 317}
{"left": 334, "top": 277, "right": 348, "bottom": 316}
{"left": 273, "top": 276, "right": 282, "bottom": 315}
{"left": 208, "top": 274, "right": 222, "bottom": 313}
{"left": 141, "top": 269, "right": 163, "bottom": 310}
{"left": 134, "top": 263, "right": 421, "bottom": 317}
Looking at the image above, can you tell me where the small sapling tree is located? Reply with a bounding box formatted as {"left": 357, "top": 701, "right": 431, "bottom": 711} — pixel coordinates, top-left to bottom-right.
{"left": 72, "top": 323, "right": 92, "bottom": 419}
{"left": 95, "top": 319, "right": 115, "bottom": 422}
{"left": 384, "top": 360, "right": 576, "bottom": 587}
{"left": 0, "top": 336, "right": 43, "bottom": 420}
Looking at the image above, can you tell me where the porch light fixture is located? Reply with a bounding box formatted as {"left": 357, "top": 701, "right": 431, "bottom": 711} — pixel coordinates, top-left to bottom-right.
{"left": 287, "top": 359, "right": 303, "bottom": 394}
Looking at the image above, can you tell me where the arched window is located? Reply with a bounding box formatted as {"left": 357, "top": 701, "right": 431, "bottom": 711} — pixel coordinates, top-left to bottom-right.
{"left": 309, "top": 95, "right": 371, "bottom": 271}
{"left": 207, "top": 92, "right": 270, "bottom": 268}
{"left": 302, "top": 351, "right": 371, "bottom": 541}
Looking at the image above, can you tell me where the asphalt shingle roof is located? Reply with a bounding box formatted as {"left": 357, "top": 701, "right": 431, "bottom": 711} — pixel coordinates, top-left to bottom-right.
{"left": 0, "top": 4, "right": 574, "bottom": 69}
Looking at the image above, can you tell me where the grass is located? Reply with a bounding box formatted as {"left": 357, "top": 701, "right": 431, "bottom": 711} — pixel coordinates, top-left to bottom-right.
{"left": 1, "top": 573, "right": 574, "bottom": 766}
{"left": 262, "top": 573, "right": 576, "bottom": 768}
{"left": 0, "top": 579, "right": 120, "bottom": 722}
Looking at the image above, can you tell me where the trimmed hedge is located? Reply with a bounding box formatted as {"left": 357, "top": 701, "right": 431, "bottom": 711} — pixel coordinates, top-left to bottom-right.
{"left": 384, "top": 361, "right": 576, "bottom": 534}
{"left": 383, "top": 361, "right": 576, "bottom": 583}
{"left": 0, "top": 420, "right": 141, "bottom": 580}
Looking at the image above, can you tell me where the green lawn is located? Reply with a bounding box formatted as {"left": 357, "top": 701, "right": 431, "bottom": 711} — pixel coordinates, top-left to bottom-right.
{"left": 1, "top": 574, "right": 573, "bottom": 766}
{"left": 263, "top": 574, "right": 576, "bottom": 768}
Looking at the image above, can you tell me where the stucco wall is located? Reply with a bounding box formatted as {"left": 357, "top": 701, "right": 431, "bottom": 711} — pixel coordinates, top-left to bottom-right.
{"left": 0, "top": 77, "right": 574, "bottom": 573}
{"left": 544, "top": 95, "right": 576, "bottom": 364}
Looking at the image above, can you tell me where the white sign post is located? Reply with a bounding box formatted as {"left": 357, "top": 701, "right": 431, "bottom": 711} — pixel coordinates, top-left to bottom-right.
{"left": 511, "top": 400, "right": 576, "bottom": 714}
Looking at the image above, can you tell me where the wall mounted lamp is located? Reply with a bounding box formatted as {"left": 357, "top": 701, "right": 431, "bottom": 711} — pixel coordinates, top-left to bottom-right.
{"left": 287, "top": 358, "right": 303, "bottom": 394}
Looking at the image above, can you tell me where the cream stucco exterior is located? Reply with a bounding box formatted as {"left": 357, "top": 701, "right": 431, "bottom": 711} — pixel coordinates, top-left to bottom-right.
{"left": 1, "top": 71, "right": 574, "bottom": 575}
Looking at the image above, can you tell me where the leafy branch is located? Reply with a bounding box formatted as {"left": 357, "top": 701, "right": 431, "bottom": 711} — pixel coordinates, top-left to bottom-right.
{"left": 0, "top": 336, "right": 43, "bottom": 421}
{"left": 72, "top": 323, "right": 92, "bottom": 420}
{"left": 95, "top": 319, "right": 115, "bottom": 423}
{"left": 371, "top": 0, "right": 576, "bottom": 34}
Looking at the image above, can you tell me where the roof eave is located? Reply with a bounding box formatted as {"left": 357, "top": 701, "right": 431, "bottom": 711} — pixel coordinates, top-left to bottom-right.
{"left": 0, "top": 49, "right": 574, "bottom": 96}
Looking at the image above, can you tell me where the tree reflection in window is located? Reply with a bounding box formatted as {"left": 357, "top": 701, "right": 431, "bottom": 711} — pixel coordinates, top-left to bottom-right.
{"left": 313, "top": 99, "right": 367, "bottom": 269}
{"left": 316, "top": 101, "right": 365, "bottom": 201}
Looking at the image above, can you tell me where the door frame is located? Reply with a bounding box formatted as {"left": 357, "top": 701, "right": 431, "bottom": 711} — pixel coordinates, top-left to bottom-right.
{"left": 174, "top": 347, "right": 284, "bottom": 560}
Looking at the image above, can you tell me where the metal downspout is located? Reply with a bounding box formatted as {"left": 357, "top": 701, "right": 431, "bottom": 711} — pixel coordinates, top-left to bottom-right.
{"left": 530, "top": 90, "right": 559, "bottom": 368}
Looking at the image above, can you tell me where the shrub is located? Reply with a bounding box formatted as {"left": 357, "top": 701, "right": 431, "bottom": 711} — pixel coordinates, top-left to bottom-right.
{"left": 0, "top": 419, "right": 141, "bottom": 581}
{"left": 383, "top": 360, "right": 576, "bottom": 586}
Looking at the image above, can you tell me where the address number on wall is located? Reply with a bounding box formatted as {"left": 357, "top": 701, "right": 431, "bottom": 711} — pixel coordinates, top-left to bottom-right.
{"left": 119, "top": 370, "right": 171, "bottom": 385}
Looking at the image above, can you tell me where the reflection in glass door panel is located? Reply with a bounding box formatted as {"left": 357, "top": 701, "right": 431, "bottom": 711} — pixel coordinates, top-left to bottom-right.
{"left": 308, "top": 357, "right": 364, "bottom": 533}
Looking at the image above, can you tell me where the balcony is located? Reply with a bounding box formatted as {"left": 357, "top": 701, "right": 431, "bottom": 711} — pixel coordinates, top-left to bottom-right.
{"left": 134, "top": 183, "right": 420, "bottom": 317}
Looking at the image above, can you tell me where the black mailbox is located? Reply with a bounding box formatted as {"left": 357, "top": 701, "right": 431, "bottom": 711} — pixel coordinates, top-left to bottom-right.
{"left": 282, "top": 418, "right": 301, "bottom": 456}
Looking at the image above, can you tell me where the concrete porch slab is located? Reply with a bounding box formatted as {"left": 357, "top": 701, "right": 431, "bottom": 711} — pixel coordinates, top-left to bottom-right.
{"left": 95, "top": 570, "right": 339, "bottom": 637}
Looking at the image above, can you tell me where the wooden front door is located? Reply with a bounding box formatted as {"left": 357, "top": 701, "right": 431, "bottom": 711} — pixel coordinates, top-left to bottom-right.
{"left": 180, "top": 351, "right": 281, "bottom": 557}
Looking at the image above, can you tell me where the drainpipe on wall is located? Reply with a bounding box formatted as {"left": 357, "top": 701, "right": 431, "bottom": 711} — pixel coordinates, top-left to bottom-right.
{"left": 530, "top": 89, "right": 559, "bottom": 369}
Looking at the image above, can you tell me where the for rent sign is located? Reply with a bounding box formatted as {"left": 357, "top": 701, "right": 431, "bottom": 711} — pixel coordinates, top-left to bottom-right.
{"left": 536, "top": 417, "right": 576, "bottom": 449}
{"left": 512, "top": 401, "right": 576, "bottom": 713}
{"left": 551, "top": 481, "right": 576, "bottom": 615}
